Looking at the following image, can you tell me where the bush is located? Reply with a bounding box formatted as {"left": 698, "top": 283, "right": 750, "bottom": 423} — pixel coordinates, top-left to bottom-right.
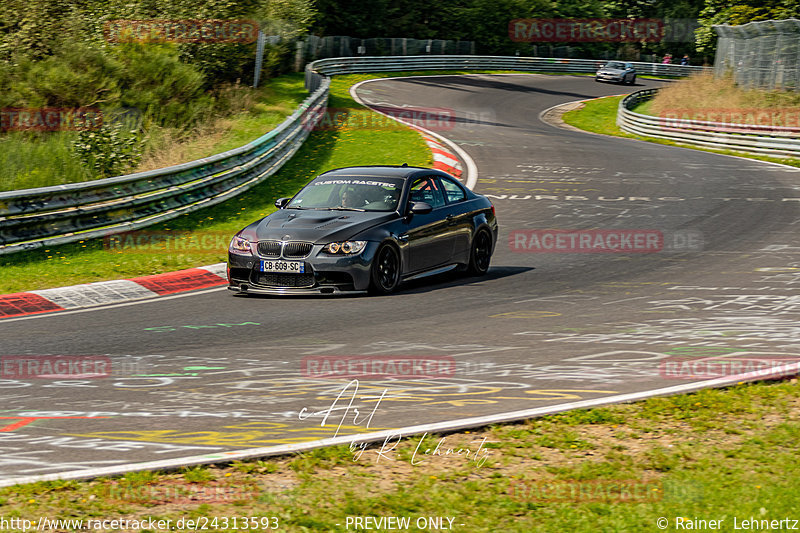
{"left": 178, "top": 42, "right": 259, "bottom": 86}
{"left": 11, "top": 44, "right": 122, "bottom": 108}
{"left": 112, "top": 42, "right": 213, "bottom": 128}
{"left": 71, "top": 123, "right": 144, "bottom": 178}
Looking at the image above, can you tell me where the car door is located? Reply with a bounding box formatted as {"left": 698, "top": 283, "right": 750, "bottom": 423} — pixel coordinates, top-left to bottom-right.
{"left": 401, "top": 176, "right": 455, "bottom": 273}
{"left": 439, "top": 176, "right": 473, "bottom": 263}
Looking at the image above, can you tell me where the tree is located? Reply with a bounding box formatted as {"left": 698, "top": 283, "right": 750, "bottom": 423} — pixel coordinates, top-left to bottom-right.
{"left": 696, "top": 0, "right": 800, "bottom": 56}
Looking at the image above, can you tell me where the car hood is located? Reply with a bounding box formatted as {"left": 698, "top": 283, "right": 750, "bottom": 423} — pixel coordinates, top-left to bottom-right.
{"left": 248, "top": 209, "right": 397, "bottom": 243}
{"left": 598, "top": 68, "right": 627, "bottom": 74}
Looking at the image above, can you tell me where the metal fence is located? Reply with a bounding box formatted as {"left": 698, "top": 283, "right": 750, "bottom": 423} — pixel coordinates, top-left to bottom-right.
{"left": 2, "top": 56, "right": 705, "bottom": 255}
{"left": 618, "top": 88, "right": 800, "bottom": 157}
{"left": 714, "top": 19, "right": 800, "bottom": 91}
{"left": 299, "top": 36, "right": 475, "bottom": 63}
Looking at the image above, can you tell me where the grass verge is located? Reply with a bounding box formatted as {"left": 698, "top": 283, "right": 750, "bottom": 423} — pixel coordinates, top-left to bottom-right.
{"left": 135, "top": 75, "right": 311, "bottom": 172}
{"left": 562, "top": 95, "right": 627, "bottom": 136}
{"left": 2, "top": 378, "right": 798, "bottom": 531}
{"left": 0, "top": 76, "right": 310, "bottom": 192}
{"left": 0, "top": 132, "right": 93, "bottom": 192}
{"left": 562, "top": 94, "right": 800, "bottom": 169}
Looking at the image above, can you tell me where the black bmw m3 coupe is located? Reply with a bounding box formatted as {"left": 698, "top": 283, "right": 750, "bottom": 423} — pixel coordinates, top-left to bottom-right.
{"left": 227, "top": 165, "right": 498, "bottom": 295}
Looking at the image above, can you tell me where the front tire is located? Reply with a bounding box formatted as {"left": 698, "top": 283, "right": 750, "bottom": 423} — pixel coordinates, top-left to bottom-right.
{"left": 369, "top": 244, "right": 401, "bottom": 295}
{"left": 466, "top": 229, "right": 492, "bottom": 276}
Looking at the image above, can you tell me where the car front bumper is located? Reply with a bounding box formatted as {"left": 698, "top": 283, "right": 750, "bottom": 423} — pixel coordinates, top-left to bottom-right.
{"left": 227, "top": 241, "right": 380, "bottom": 295}
{"left": 596, "top": 72, "right": 626, "bottom": 82}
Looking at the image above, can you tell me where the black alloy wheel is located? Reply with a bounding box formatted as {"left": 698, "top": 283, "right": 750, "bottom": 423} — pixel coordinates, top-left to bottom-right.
{"left": 369, "top": 244, "right": 401, "bottom": 294}
{"left": 467, "top": 230, "right": 492, "bottom": 276}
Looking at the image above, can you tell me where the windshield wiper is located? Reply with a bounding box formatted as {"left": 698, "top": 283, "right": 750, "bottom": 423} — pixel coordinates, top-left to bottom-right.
{"left": 332, "top": 207, "right": 366, "bottom": 211}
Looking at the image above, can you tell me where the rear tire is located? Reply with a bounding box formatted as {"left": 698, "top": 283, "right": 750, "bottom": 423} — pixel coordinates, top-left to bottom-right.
{"left": 466, "top": 229, "right": 492, "bottom": 276}
{"left": 369, "top": 244, "right": 401, "bottom": 295}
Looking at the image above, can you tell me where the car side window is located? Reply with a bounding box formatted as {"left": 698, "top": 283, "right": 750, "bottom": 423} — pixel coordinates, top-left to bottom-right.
{"left": 409, "top": 177, "right": 446, "bottom": 209}
{"left": 441, "top": 177, "right": 466, "bottom": 203}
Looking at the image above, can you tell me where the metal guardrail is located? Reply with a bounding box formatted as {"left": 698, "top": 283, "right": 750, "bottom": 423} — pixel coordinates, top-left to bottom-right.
{"left": 617, "top": 89, "right": 800, "bottom": 158}
{"left": 305, "top": 55, "right": 707, "bottom": 92}
{"left": 1, "top": 56, "right": 706, "bottom": 254}
{"left": 0, "top": 79, "right": 330, "bottom": 254}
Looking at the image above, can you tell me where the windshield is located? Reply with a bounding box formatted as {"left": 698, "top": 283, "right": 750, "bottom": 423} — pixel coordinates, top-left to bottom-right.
{"left": 286, "top": 176, "right": 404, "bottom": 212}
{"left": 604, "top": 61, "right": 627, "bottom": 69}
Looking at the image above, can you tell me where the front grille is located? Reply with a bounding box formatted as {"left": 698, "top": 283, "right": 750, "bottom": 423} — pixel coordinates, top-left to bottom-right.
{"left": 257, "top": 273, "right": 315, "bottom": 287}
{"left": 257, "top": 240, "right": 282, "bottom": 257}
{"left": 257, "top": 240, "right": 312, "bottom": 258}
{"left": 283, "top": 242, "right": 313, "bottom": 258}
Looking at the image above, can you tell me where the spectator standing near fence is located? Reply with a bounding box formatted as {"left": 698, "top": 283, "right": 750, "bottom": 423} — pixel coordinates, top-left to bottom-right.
{"left": 662, "top": 54, "right": 672, "bottom": 64}
{"left": 680, "top": 54, "right": 689, "bottom": 65}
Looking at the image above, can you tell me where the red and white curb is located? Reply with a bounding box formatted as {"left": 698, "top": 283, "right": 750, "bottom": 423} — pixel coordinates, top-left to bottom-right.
{"left": 0, "top": 263, "right": 227, "bottom": 319}
{"left": 421, "top": 134, "right": 462, "bottom": 178}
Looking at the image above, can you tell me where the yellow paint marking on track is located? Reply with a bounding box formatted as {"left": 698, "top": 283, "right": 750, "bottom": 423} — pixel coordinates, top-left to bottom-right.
{"left": 524, "top": 389, "right": 619, "bottom": 400}
{"left": 66, "top": 424, "right": 393, "bottom": 447}
{"left": 490, "top": 311, "right": 562, "bottom": 318}
{"left": 420, "top": 399, "right": 503, "bottom": 407}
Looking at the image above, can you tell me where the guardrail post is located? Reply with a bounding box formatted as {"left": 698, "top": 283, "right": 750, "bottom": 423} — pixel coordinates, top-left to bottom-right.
{"left": 253, "top": 31, "right": 266, "bottom": 88}
{"left": 294, "top": 41, "right": 305, "bottom": 72}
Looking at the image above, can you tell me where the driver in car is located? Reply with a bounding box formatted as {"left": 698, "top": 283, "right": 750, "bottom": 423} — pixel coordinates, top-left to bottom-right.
{"left": 341, "top": 188, "right": 366, "bottom": 208}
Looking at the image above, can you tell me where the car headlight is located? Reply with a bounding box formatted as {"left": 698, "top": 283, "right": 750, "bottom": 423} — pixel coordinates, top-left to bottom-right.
{"left": 229, "top": 235, "right": 252, "bottom": 254}
{"left": 322, "top": 240, "right": 367, "bottom": 255}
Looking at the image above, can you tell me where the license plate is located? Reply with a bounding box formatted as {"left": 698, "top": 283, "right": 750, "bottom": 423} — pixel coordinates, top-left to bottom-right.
{"left": 259, "top": 260, "right": 305, "bottom": 273}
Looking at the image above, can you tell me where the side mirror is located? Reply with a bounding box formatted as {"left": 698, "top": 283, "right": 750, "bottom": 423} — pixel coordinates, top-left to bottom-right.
{"left": 409, "top": 201, "right": 433, "bottom": 215}
{"left": 275, "top": 197, "right": 291, "bottom": 209}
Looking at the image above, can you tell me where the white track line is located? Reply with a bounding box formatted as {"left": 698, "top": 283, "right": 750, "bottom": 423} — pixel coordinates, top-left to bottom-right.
{"left": 3, "top": 361, "right": 798, "bottom": 487}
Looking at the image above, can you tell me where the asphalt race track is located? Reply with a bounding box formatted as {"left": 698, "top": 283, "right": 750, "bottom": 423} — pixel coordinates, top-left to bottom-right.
{"left": 2, "top": 73, "right": 799, "bottom": 485}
